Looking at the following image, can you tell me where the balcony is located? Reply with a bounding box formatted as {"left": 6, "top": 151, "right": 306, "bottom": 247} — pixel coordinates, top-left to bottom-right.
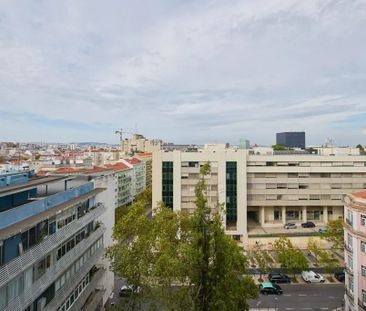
{"left": 71, "top": 269, "right": 106, "bottom": 311}
{"left": 346, "top": 218, "right": 353, "bottom": 227}
{"left": 0, "top": 204, "right": 106, "bottom": 289}
{"left": 44, "top": 267, "right": 106, "bottom": 311}
{"left": 359, "top": 299, "right": 366, "bottom": 311}
{"left": 345, "top": 288, "right": 354, "bottom": 301}
{"left": 3, "top": 225, "right": 105, "bottom": 311}
{"left": 345, "top": 265, "right": 354, "bottom": 276}
{"left": 344, "top": 243, "right": 353, "bottom": 254}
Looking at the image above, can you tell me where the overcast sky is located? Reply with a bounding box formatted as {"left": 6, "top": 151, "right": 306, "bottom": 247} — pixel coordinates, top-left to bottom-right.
{"left": 0, "top": 0, "right": 365, "bottom": 146}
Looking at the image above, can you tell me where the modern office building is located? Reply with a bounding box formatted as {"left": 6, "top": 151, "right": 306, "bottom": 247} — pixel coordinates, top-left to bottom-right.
{"left": 343, "top": 191, "right": 366, "bottom": 311}
{"left": 152, "top": 147, "right": 366, "bottom": 243}
{"left": 276, "top": 132, "right": 305, "bottom": 149}
{"left": 0, "top": 169, "right": 108, "bottom": 311}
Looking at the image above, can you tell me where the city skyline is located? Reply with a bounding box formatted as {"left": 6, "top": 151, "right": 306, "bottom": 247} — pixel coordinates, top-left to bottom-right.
{"left": 0, "top": 0, "right": 366, "bottom": 145}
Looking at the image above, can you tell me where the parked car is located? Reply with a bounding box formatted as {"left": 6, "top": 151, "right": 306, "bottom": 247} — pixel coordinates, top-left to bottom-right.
{"left": 318, "top": 227, "right": 328, "bottom": 234}
{"left": 259, "top": 282, "right": 283, "bottom": 295}
{"left": 334, "top": 271, "right": 345, "bottom": 282}
{"left": 301, "top": 271, "right": 325, "bottom": 283}
{"left": 119, "top": 285, "right": 141, "bottom": 297}
{"left": 268, "top": 273, "right": 291, "bottom": 284}
{"left": 301, "top": 221, "right": 316, "bottom": 228}
{"left": 284, "top": 223, "right": 297, "bottom": 229}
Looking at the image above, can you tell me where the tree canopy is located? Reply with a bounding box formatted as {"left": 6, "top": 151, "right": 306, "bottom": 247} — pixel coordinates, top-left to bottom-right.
{"left": 320, "top": 219, "right": 344, "bottom": 249}
{"left": 107, "top": 163, "right": 257, "bottom": 311}
{"left": 273, "top": 237, "right": 308, "bottom": 279}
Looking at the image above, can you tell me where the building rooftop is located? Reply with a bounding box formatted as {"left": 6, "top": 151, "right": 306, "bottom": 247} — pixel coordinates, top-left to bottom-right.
{"left": 352, "top": 191, "right": 366, "bottom": 200}
{"left": 0, "top": 175, "right": 68, "bottom": 197}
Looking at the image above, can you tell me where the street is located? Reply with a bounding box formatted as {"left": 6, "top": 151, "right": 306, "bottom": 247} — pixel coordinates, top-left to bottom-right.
{"left": 249, "top": 284, "right": 345, "bottom": 311}
{"left": 109, "top": 278, "right": 345, "bottom": 311}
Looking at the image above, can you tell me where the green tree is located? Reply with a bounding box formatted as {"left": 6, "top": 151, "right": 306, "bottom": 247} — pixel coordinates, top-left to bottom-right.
{"left": 189, "top": 162, "right": 257, "bottom": 311}
{"left": 307, "top": 238, "right": 321, "bottom": 259}
{"left": 273, "top": 237, "right": 309, "bottom": 279}
{"left": 254, "top": 249, "right": 271, "bottom": 281}
{"left": 320, "top": 219, "right": 344, "bottom": 248}
{"left": 107, "top": 163, "right": 257, "bottom": 311}
{"left": 272, "top": 144, "right": 287, "bottom": 151}
{"left": 317, "top": 250, "right": 338, "bottom": 275}
{"left": 356, "top": 144, "right": 365, "bottom": 155}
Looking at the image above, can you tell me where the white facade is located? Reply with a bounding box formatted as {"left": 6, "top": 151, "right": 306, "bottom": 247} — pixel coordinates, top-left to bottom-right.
{"left": 153, "top": 149, "right": 366, "bottom": 243}
{"left": 91, "top": 171, "right": 117, "bottom": 305}
{"left": 153, "top": 149, "right": 248, "bottom": 241}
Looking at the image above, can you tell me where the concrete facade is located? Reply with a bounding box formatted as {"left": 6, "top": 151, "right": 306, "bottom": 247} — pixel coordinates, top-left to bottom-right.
{"left": 0, "top": 171, "right": 107, "bottom": 311}
{"left": 153, "top": 149, "right": 366, "bottom": 243}
{"left": 344, "top": 191, "right": 366, "bottom": 311}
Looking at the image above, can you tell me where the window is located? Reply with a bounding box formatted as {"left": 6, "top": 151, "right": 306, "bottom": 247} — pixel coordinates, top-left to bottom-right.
{"left": 362, "top": 265, "right": 366, "bottom": 277}
{"left": 361, "top": 241, "right": 366, "bottom": 253}
{"left": 362, "top": 215, "right": 366, "bottom": 227}
{"left": 363, "top": 290, "right": 366, "bottom": 305}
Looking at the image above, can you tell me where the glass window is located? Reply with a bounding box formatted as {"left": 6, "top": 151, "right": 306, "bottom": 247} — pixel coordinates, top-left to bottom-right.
{"left": 361, "top": 215, "right": 366, "bottom": 227}
{"left": 362, "top": 241, "right": 366, "bottom": 253}
{"left": 362, "top": 265, "right": 366, "bottom": 277}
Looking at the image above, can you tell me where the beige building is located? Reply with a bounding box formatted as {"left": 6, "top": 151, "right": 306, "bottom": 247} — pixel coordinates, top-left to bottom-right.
{"left": 122, "top": 134, "right": 161, "bottom": 154}
{"left": 152, "top": 148, "right": 366, "bottom": 243}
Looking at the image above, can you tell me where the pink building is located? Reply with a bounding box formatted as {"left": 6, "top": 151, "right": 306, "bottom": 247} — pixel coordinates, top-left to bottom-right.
{"left": 344, "top": 191, "right": 366, "bottom": 310}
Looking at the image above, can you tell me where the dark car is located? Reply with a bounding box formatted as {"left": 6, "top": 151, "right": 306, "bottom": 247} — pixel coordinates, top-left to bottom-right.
{"left": 301, "top": 221, "right": 316, "bottom": 228}
{"left": 259, "top": 282, "right": 283, "bottom": 295}
{"left": 268, "top": 273, "right": 291, "bottom": 284}
{"left": 334, "top": 271, "right": 345, "bottom": 282}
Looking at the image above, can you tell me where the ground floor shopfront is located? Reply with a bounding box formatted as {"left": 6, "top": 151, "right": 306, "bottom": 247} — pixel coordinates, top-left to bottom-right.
{"left": 247, "top": 205, "right": 343, "bottom": 228}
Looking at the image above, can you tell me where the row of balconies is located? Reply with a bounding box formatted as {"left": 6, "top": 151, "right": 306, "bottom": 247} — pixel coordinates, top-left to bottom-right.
{"left": 45, "top": 265, "right": 105, "bottom": 311}
{"left": 3, "top": 225, "right": 105, "bottom": 311}
{"left": 0, "top": 204, "right": 106, "bottom": 289}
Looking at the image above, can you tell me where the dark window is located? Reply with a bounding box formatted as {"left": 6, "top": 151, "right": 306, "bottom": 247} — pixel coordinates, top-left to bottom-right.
{"left": 162, "top": 162, "right": 174, "bottom": 209}
{"left": 226, "top": 162, "right": 237, "bottom": 224}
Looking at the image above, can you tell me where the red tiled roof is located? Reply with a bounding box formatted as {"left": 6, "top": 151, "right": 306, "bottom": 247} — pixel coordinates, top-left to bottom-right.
{"left": 352, "top": 191, "right": 366, "bottom": 199}
{"left": 123, "top": 158, "right": 141, "bottom": 165}
{"left": 104, "top": 163, "right": 130, "bottom": 171}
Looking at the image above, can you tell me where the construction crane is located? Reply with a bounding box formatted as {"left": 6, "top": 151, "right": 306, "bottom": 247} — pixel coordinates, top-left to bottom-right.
{"left": 114, "top": 128, "right": 135, "bottom": 142}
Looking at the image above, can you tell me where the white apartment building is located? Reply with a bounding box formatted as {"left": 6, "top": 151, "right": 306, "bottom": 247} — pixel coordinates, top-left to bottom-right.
{"left": 152, "top": 148, "right": 366, "bottom": 242}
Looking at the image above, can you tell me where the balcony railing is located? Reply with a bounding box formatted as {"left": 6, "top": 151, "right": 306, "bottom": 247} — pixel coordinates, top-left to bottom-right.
{"left": 358, "top": 299, "right": 366, "bottom": 311}
{"left": 70, "top": 268, "right": 106, "bottom": 311}
{"left": 44, "top": 266, "right": 105, "bottom": 311}
{"left": 345, "top": 266, "right": 354, "bottom": 276}
{"left": 4, "top": 225, "right": 105, "bottom": 311}
{"left": 345, "top": 288, "right": 354, "bottom": 301}
{"left": 344, "top": 243, "right": 353, "bottom": 254}
{"left": 0, "top": 204, "right": 106, "bottom": 289}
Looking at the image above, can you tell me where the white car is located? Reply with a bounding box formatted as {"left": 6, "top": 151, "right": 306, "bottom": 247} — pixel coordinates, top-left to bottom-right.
{"left": 301, "top": 271, "right": 325, "bottom": 283}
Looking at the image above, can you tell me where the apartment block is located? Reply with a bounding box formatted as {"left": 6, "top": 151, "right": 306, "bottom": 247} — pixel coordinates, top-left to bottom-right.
{"left": 0, "top": 170, "right": 108, "bottom": 311}
{"left": 153, "top": 149, "right": 247, "bottom": 239}
{"left": 152, "top": 148, "right": 366, "bottom": 242}
{"left": 344, "top": 191, "right": 366, "bottom": 311}
{"left": 247, "top": 155, "right": 366, "bottom": 228}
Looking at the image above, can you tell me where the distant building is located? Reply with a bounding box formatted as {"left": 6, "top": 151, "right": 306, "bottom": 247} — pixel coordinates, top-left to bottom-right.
{"left": 343, "top": 191, "right": 366, "bottom": 310}
{"left": 122, "top": 134, "right": 161, "bottom": 154}
{"left": 276, "top": 132, "right": 305, "bottom": 149}
{"left": 239, "top": 139, "right": 250, "bottom": 150}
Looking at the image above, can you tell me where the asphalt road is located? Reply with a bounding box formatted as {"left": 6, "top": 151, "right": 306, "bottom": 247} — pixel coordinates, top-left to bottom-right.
{"left": 249, "top": 284, "right": 345, "bottom": 311}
